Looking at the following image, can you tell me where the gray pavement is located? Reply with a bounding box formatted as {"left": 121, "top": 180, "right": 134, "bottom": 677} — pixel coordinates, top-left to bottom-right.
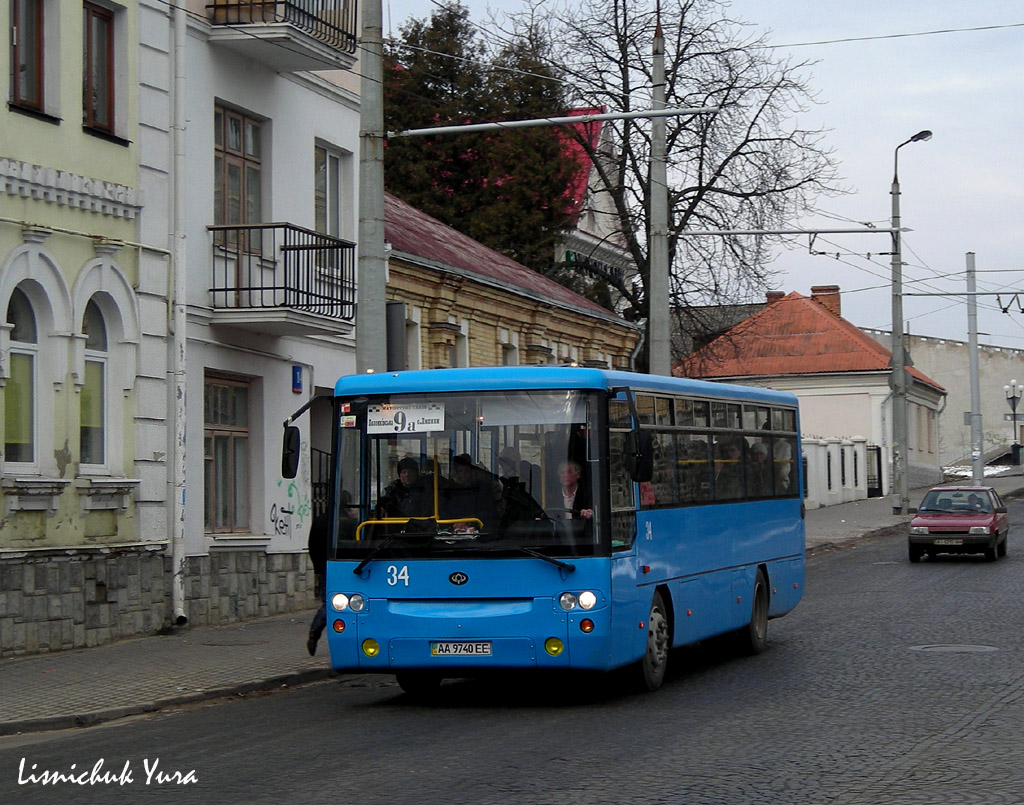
{"left": 2, "top": 472, "right": 1022, "bottom": 737}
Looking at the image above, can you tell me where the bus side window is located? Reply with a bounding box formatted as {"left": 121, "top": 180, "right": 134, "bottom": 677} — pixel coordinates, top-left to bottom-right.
{"left": 609, "top": 430, "right": 636, "bottom": 549}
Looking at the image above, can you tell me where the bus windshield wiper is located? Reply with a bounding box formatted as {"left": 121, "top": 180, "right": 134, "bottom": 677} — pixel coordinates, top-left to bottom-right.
{"left": 353, "top": 537, "right": 394, "bottom": 575}
{"left": 518, "top": 547, "right": 575, "bottom": 573}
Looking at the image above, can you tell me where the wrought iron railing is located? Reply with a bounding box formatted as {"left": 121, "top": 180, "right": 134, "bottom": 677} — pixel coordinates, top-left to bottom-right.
{"left": 206, "top": 1, "right": 358, "bottom": 54}
{"left": 209, "top": 222, "right": 355, "bottom": 321}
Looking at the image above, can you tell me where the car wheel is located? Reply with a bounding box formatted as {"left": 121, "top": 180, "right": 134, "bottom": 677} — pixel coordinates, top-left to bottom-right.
{"left": 999, "top": 535, "right": 1008, "bottom": 557}
{"left": 908, "top": 544, "right": 923, "bottom": 563}
{"left": 985, "top": 541, "right": 998, "bottom": 562}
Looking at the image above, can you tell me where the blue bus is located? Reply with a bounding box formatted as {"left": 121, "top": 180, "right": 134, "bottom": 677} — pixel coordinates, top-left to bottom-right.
{"left": 286, "top": 366, "right": 804, "bottom": 693}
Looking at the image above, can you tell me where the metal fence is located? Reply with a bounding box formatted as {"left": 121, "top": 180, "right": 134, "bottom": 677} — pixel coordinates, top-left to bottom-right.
{"left": 206, "top": 1, "right": 358, "bottom": 53}
{"left": 209, "top": 222, "right": 355, "bottom": 321}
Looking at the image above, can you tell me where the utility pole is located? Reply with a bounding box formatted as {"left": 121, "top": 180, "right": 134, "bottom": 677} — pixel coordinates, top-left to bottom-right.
{"left": 966, "top": 252, "right": 984, "bottom": 485}
{"left": 648, "top": 6, "right": 670, "bottom": 376}
{"left": 356, "top": 0, "right": 388, "bottom": 374}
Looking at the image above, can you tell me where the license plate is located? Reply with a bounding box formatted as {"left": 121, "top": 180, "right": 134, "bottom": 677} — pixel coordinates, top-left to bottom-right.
{"left": 933, "top": 538, "right": 963, "bottom": 546}
{"left": 430, "top": 641, "right": 492, "bottom": 656}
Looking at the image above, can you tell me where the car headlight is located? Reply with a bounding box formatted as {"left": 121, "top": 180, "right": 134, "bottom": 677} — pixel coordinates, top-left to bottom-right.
{"left": 969, "top": 526, "right": 991, "bottom": 535}
{"left": 910, "top": 526, "right": 929, "bottom": 535}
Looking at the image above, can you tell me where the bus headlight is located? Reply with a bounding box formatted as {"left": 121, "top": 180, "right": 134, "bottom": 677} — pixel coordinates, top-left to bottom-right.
{"left": 349, "top": 594, "right": 366, "bottom": 611}
{"left": 559, "top": 592, "right": 577, "bottom": 611}
{"left": 578, "top": 590, "right": 598, "bottom": 610}
{"left": 331, "top": 593, "right": 350, "bottom": 611}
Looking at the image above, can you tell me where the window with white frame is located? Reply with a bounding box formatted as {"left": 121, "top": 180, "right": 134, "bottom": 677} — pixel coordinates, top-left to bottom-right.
{"left": 204, "top": 375, "right": 250, "bottom": 533}
{"left": 79, "top": 298, "right": 107, "bottom": 467}
{"left": 314, "top": 143, "right": 353, "bottom": 240}
{"left": 449, "top": 318, "right": 469, "bottom": 367}
{"left": 4, "top": 287, "right": 37, "bottom": 465}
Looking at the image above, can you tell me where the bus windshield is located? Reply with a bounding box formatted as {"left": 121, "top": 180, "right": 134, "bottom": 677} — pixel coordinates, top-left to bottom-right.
{"left": 333, "top": 388, "right": 602, "bottom": 560}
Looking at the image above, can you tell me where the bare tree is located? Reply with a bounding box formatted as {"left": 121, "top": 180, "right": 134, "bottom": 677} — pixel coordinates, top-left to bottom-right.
{"left": 498, "top": 0, "right": 842, "bottom": 368}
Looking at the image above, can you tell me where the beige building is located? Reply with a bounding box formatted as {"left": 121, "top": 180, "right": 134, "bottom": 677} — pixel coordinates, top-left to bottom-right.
{"left": 385, "top": 193, "right": 640, "bottom": 372}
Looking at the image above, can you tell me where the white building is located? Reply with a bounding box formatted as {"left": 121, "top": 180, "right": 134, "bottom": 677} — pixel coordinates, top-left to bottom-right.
{"left": 676, "top": 286, "right": 946, "bottom": 509}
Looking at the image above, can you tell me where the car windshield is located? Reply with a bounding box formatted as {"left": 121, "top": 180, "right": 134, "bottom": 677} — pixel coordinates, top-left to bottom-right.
{"left": 331, "top": 389, "right": 603, "bottom": 560}
{"left": 918, "top": 490, "right": 991, "bottom": 513}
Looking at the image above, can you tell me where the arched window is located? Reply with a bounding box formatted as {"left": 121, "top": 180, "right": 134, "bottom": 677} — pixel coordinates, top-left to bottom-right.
{"left": 80, "top": 299, "right": 107, "bottom": 467}
{"left": 5, "top": 287, "right": 37, "bottom": 464}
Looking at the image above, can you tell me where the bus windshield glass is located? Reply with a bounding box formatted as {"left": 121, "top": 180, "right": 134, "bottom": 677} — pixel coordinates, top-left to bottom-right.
{"left": 333, "top": 389, "right": 602, "bottom": 560}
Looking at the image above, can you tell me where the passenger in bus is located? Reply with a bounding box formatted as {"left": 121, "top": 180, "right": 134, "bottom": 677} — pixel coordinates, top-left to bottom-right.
{"left": 714, "top": 439, "right": 744, "bottom": 499}
{"left": 558, "top": 459, "right": 593, "bottom": 519}
{"left": 746, "top": 441, "right": 772, "bottom": 497}
{"left": 773, "top": 438, "right": 794, "bottom": 494}
{"left": 442, "top": 454, "right": 498, "bottom": 532}
{"left": 377, "top": 457, "right": 429, "bottom": 519}
{"left": 497, "top": 446, "right": 545, "bottom": 529}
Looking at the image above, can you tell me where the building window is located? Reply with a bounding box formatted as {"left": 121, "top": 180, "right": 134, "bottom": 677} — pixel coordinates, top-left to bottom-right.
{"left": 315, "top": 144, "right": 344, "bottom": 239}
{"left": 4, "top": 287, "right": 37, "bottom": 465}
{"left": 83, "top": 1, "right": 114, "bottom": 133}
{"left": 80, "top": 299, "right": 107, "bottom": 467}
{"left": 11, "top": 0, "right": 44, "bottom": 111}
{"left": 214, "top": 105, "right": 262, "bottom": 232}
{"left": 204, "top": 376, "right": 250, "bottom": 532}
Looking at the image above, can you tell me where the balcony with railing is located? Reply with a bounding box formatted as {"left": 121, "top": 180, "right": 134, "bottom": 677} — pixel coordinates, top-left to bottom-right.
{"left": 206, "top": 1, "right": 358, "bottom": 72}
{"left": 208, "top": 222, "right": 355, "bottom": 336}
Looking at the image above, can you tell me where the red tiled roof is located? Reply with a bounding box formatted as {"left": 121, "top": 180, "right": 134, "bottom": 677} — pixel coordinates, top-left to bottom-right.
{"left": 674, "top": 291, "right": 944, "bottom": 392}
{"left": 384, "top": 192, "right": 624, "bottom": 321}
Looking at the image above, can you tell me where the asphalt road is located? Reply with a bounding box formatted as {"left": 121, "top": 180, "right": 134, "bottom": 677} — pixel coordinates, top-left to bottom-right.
{"left": 3, "top": 504, "right": 1024, "bottom": 805}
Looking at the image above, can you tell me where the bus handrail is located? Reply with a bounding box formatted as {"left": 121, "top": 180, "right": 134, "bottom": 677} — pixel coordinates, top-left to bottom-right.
{"left": 354, "top": 516, "right": 484, "bottom": 541}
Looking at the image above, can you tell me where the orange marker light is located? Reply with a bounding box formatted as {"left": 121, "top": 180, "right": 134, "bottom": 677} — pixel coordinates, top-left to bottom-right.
{"left": 580, "top": 619, "right": 594, "bottom": 633}
{"left": 332, "top": 619, "right": 345, "bottom": 633}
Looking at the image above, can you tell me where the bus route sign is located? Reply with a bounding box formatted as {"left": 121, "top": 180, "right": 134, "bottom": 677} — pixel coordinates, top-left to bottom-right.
{"left": 367, "top": 403, "right": 445, "bottom": 434}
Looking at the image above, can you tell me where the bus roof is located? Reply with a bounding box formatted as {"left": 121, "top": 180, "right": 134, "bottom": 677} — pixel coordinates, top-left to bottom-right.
{"left": 333, "top": 367, "right": 798, "bottom": 407}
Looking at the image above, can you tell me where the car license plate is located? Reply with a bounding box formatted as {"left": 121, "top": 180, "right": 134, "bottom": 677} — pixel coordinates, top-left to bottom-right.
{"left": 430, "top": 641, "right": 492, "bottom": 656}
{"left": 933, "top": 538, "right": 963, "bottom": 546}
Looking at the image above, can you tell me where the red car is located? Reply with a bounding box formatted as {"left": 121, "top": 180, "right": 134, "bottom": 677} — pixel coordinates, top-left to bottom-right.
{"left": 908, "top": 486, "right": 1009, "bottom": 562}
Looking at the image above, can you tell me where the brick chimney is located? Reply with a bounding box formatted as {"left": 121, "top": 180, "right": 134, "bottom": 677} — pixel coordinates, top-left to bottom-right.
{"left": 765, "top": 291, "right": 785, "bottom": 304}
{"left": 810, "top": 285, "right": 841, "bottom": 317}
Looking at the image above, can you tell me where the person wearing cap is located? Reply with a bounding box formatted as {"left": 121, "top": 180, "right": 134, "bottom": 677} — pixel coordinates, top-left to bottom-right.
{"left": 378, "top": 457, "right": 427, "bottom": 518}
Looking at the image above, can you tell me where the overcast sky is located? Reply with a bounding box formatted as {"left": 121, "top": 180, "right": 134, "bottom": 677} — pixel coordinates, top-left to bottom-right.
{"left": 380, "top": 0, "right": 1024, "bottom": 350}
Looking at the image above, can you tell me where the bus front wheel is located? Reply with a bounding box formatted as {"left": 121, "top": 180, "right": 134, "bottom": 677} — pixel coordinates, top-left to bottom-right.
{"left": 738, "top": 569, "right": 769, "bottom": 655}
{"left": 638, "top": 590, "right": 671, "bottom": 691}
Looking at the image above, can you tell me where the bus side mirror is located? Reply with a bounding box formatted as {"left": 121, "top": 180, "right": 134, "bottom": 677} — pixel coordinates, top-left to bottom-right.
{"left": 281, "top": 425, "right": 301, "bottom": 479}
{"left": 625, "top": 430, "right": 653, "bottom": 483}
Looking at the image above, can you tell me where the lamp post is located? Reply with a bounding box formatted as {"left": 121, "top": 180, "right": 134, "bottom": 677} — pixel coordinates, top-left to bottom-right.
{"left": 890, "top": 129, "right": 932, "bottom": 515}
{"left": 1005, "top": 380, "right": 1022, "bottom": 465}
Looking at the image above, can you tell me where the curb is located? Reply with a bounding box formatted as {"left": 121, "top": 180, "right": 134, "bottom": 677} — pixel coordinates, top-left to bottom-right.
{"left": 807, "top": 523, "right": 908, "bottom": 557}
{"left": 0, "top": 667, "right": 338, "bottom": 737}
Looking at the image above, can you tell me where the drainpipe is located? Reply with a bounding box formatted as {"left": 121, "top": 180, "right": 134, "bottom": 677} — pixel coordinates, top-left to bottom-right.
{"left": 170, "top": 0, "right": 188, "bottom": 626}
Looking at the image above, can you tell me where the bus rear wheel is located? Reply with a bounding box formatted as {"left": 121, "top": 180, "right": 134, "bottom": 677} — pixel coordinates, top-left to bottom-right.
{"left": 395, "top": 671, "right": 442, "bottom": 697}
{"left": 638, "top": 590, "right": 670, "bottom": 691}
{"left": 737, "top": 569, "right": 769, "bottom": 655}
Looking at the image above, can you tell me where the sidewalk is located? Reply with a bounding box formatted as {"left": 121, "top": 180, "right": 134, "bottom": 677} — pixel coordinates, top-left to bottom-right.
{"left": 3, "top": 473, "right": 1022, "bottom": 736}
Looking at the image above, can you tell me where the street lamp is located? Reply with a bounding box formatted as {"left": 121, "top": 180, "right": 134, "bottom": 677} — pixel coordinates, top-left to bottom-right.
{"left": 1004, "top": 379, "right": 1022, "bottom": 464}
{"left": 890, "top": 129, "right": 932, "bottom": 515}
